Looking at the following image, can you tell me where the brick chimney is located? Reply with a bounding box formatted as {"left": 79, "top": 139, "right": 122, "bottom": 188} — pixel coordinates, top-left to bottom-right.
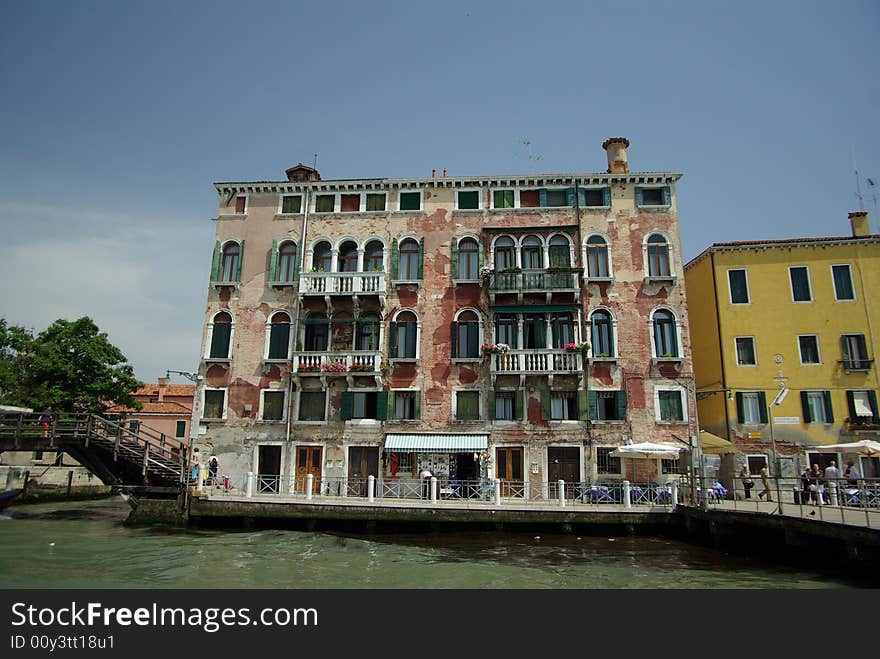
{"left": 602, "top": 137, "right": 630, "bottom": 174}
{"left": 157, "top": 378, "right": 167, "bottom": 403}
{"left": 849, "top": 211, "right": 870, "bottom": 237}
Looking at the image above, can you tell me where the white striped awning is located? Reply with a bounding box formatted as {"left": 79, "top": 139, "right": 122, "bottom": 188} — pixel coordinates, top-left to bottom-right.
{"left": 384, "top": 434, "right": 489, "bottom": 453}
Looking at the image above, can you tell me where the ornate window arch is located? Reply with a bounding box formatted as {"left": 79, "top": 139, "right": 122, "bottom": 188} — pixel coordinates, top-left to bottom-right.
{"left": 650, "top": 307, "right": 681, "bottom": 358}
{"left": 390, "top": 309, "right": 420, "bottom": 359}
{"left": 206, "top": 310, "right": 234, "bottom": 359}
{"left": 584, "top": 234, "right": 611, "bottom": 278}
{"left": 265, "top": 311, "right": 292, "bottom": 360}
{"left": 452, "top": 307, "right": 483, "bottom": 359}
{"left": 589, "top": 308, "right": 617, "bottom": 358}
{"left": 644, "top": 232, "right": 673, "bottom": 278}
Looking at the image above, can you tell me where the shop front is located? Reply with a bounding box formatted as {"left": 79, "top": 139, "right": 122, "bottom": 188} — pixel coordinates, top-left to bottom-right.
{"left": 382, "top": 433, "right": 490, "bottom": 499}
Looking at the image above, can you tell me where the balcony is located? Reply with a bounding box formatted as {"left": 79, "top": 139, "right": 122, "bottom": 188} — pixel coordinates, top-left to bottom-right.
{"left": 299, "top": 272, "right": 386, "bottom": 302}
{"left": 489, "top": 349, "right": 583, "bottom": 384}
{"left": 294, "top": 351, "right": 383, "bottom": 386}
{"left": 488, "top": 269, "right": 580, "bottom": 303}
{"left": 839, "top": 359, "right": 874, "bottom": 373}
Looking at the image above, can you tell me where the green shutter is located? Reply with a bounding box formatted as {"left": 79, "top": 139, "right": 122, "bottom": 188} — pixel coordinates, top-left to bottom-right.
{"left": 417, "top": 238, "right": 424, "bottom": 279}
{"left": 868, "top": 391, "right": 879, "bottom": 423}
{"left": 388, "top": 321, "right": 398, "bottom": 357}
{"left": 234, "top": 240, "right": 244, "bottom": 281}
{"left": 451, "top": 239, "right": 459, "bottom": 279}
{"left": 210, "top": 240, "right": 221, "bottom": 282}
{"left": 541, "top": 389, "right": 551, "bottom": 421}
{"left": 269, "top": 240, "right": 279, "bottom": 282}
{"left": 566, "top": 187, "right": 575, "bottom": 207}
{"left": 414, "top": 391, "right": 421, "bottom": 420}
{"left": 488, "top": 390, "right": 496, "bottom": 420}
{"left": 340, "top": 392, "right": 353, "bottom": 421}
{"left": 477, "top": 237, "right": 484, "bottom": 269}
{"left": 616, "top": 390, "right": 628, "bottom": 421}
{"left": 387, "top": 391, "right": 395, "bottom": 420}
{"left": 576, "top": 187, "right": 586, "bottom": 207}
{"left": 801, "top": 392, "right": 812, "bottom": 423}
{"left": 450, "top": 322, "right": 459, "bottom": 358}
{"left": 588, "top": 391, "right": 598, "bottom": 420}
{"left": 538, "top": 188, "right": 548, "bottom": 207}
{"left": 662, "top": 186, "right": 671, "bottom": 206}
{"left": 823, "top": 391, "right": 834, "bottom": 424}
{"left": 846, "top": 391, "right": 857, "bottom": 420}
{"left": 514, "top": 390, "right": 522, "bottom": 421}
{"left": 758, "top": 392, "right": 768, "bottom": 423}
{"left": 391, "top": 239, "right": 399, "bottom": 279}
{"left": 735, "top": 393, "right": 745, "bottom": 424}
{"left": 635, "top": 187, "right": 644, "bottom": 207}
{"left": 602, "top": 187, "right": 611, "bottom": 207}
{"left": 293, "top": 244, "right": 300, "bottom": 283}
{"left": 375, "top": 392, "right": 389, "bottom": 421}
{"left": 578, "top": 390, "right": 589, "bottom": 421}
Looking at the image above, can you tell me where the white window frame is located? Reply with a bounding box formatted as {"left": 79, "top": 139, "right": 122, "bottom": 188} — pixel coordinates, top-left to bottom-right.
{"left": 396, "top": 189, "right": 424, "bottom": 212}
{"left": 831, "top": 263, "right": 856, "bottom": 302}
{"left": 297, "top": 389, "right": 328, "bottom": 425}
{"left": 202, "top": 387, "right": 228, "bottom": 421}
{"left": 361, "top": 191, "right": 389, "bottom": 213}
{"left": 649, "top": 307, "right": 683, "bottom": 359}
{"left": 232, "top": 193, "right": 248, "bottom": 215}
{"left": 347, "top": 388, "right": 382, "bottom": 425}
{"left": 390, "top": 308, "right": 421, "bottom": 361}
{"left": 739, "top": 391, "right": 763, "bottom": 425}
{"left": 454, "top": 234, "right": 481, "bottom": 282}
{"left": 452, "top": 307, "right": 484, "bottom": 361}
{"left": 549, "top": 390, "right": 579, "bottom": 423}
{"left": 276, "top": 193, "right": 303, "bottom": 215}
{"left": 582, "top": 233, "right": 613, "bottom": 280}
{"left": 654, "top": 386, "right": 687, "bottom": 423}
{"left": 589, "top": 307, "right": 618, "bottom": 359}
{"left": 727, "top": 268, "right": 750, "bottom": 305}
{"left": 643, "top": 232, "right": 675, "bottom": 280}
{"left": 452, "top": 388, "right": 483, "bottom": 422}
{"left": 204, "top": 310, "right": 235, "bottom": 360}
{"left": 312, "top": 193, "right": 338, "bottom": 214}
{"left": 797, "top": 334, "right": 822, "bottom": 365}
{"left": 258, "top": 388, "right": 288, "bottom": 423}
{"left": 489, "top": 187, "right": 518, "bottom": 210}
{"left": 734, "top": 336, "right": 758, "bottom": 367}
{"left": 788, "top": 265, "right": 813, "bottom": 303}
{"left": 492, "top": 389, "right": 520, "bottom": 424}
{"left": 390, "top": 388, "right": 420, "bottom": 421}
{"left": 454, "top": 187, "right": 483, "bottom": 211}
{"left": 804, "top": 390, "right": 830, "bottom": 424}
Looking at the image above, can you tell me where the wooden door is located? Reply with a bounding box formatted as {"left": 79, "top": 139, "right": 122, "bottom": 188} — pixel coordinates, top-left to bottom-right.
{"left": 548, "top": 447, "right": 580, "bottom": 499}
{"left": 348, "top": 447, "right": 379, "bottom": 497}
{"left": 295, "top": 446, "right": 322, "bottom": 494}
{"left": 495, "top": 447, "right": 524, "bottom": 497}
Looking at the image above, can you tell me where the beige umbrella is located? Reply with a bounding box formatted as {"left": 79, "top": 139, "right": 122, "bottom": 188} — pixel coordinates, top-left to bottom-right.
{"left": 814, "top": 440, "right": 880, "bottom": 457}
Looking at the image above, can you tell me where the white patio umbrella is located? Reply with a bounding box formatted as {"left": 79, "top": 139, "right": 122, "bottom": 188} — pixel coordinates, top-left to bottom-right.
{"left": 813, "top": 440, "right": 880, "bottom": 457}
{"left": 611, "top": 442, "right": 683, "bottom": 482}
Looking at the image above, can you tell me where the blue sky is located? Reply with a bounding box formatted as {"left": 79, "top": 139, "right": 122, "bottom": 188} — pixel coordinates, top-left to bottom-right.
{"left": 1, "top": 0, "right": 878, "bottom": 383}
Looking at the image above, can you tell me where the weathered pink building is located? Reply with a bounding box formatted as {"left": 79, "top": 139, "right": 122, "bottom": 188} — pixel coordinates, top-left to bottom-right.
{"left": 194, "top": 139, "right": 694, "bottom": 495}
{"left": 109, "top": 379, "right": 194, "bottom": 450}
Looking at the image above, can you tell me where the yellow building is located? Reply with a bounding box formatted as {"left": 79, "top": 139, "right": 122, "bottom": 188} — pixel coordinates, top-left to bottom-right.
{"left": 685, "top": 212, "right": 879, "bottom": 480}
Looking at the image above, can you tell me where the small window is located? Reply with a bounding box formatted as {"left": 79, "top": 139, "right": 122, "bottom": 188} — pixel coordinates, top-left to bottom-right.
{"left": 203, "top": 390, "right": 226, "bottom": 419}
{"left": 544, "top": 189, "right": 568, "bottom": 207}
{"left": 399, "top": 191, "right": 421, "bottom": 211}
{"left": 456, "top": 190, "right": 480, "bottom": 210}
{"left": 299, "top": 391, "right": 326, "bottom": 422}
{"left": 847, "top": 390, "right": 879, "bottom": 424}
{"left": 234, "top": 195, "right": 247, "bottom": 214}
{"left": 457, "top": 238, "right": 479, "bottom": 280}
{"left": 747, "top": 455, "right": 768, "bottom": 474}
{"left": 455, "top": 391, "right": 480, "bottom": 421}
{"left": 728, "top": 269, "right": 749, "bottom": 304}
{"left": 736, "top": 392, "right": 766, "bottom": 425}
{"left": 219, "top": 242, "right": 240, "bottom": 282}
{"left": 351, "top": 392, "right": 378, "bottom": 420}
{"left": 802, "top": 391, "right": 832, "bottom": 424}
{"left": 652, "top": 309, "right": 678, "bottom": 358}
{"left": 586, "top": 235, "right": 609, "bottom": 278}
{"left": 657, "top": 390, "right": 684, "bottom": 422}
{"left": 551, "top": 392, "right": 578, "bottom": 420}
{"left": 841, "top": 334, "right": 870, "bottom": 370}
{"left": 494, "top": 391, "right": 516, "bottom": 421}
{"left": 596, "top": 447, "right": 621, "bottom": 474}
{"left": 789, "top": 266, "right": 812, "bottom": 302}
{"left": 365, "top": 193, "right": 386, "bottom": 212}
{"left": 832, "top": 264, "right": 855, "bottom": 301}
{"left": 582, "top": 188, "right": 607, "bottom": 207}
{"left": 340, "top": 194, "right": 360, "bottom": 212}
{"left": 315, "top": 194, "right": 335, "bottom": 213}
{"left": 175, "top": 420, "right": 186, "bottom": 438}
{"left": 277, "top": 241, "right": 298, "bottom": 282}
{"left": 281, "top": 195, "right": 301, "bottom": 214}
{"left": 735, "top": 337, "right": 756, "bottom": 366}
{"left": 393, "top": 391, "right": 418, "bottom": 420}
{"left": 639, "top": 188, "right": 665, "bottom": 206}
{"left": 261, "top": 391, "right": 285, "bottom": 421}
{"left": 519, "top": 189, "right": 540, "bottom": 207}
{"left": 798, "top": 335, "right": 821, "bottom": 365}
{"left": 646, "top": 234, "right": 671, "bottom": 278}
{"left": 493, "top": 190, "right": 515, "bottom": 209}
{"left": 594, "top": 390, "right": 625, "bottom": 421}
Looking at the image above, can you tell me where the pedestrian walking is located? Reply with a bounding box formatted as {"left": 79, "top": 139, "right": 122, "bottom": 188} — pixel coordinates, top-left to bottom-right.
{"left": 758, "top": 465, "right": 773, "bottom": 501}
{"left": 38, "top": 406, "right": 53, "bottom": 439}
{"left": 739, "top": 465, "right": 753, "bottom": 499}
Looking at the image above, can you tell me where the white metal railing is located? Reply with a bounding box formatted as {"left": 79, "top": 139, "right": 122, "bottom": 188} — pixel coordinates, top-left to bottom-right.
{"left": 491, "top": 349, "right": 582, "bottom": 374}
{"left": 294, "top": 351, "right": 381, "bottom": 374}
{"left": 299, "top": 272, "right": 386, "bottom": 295}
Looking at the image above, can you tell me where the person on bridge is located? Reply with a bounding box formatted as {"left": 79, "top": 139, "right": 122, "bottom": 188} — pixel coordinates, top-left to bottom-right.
{"left": 739, "top": 465, "right": 753, "bottom": 499}
{"left": 758, "top": 465, "right": 773, "bottom": 502}
{"left": 38, "top": 407, "right": 53, "bottom": 439}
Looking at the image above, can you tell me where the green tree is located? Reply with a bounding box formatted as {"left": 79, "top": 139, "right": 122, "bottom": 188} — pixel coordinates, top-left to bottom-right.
{"left": 1, "top": 317, "right": 142, "bottom": 414}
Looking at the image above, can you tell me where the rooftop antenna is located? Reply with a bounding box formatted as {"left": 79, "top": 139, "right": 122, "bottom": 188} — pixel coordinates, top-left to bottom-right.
{"left": 313, "top": 153, "right": 318, "bottom": 170}
{"left": 519, "top": 139, "right": 543, "bottom": 172}
{"left": 853, "top": 146, "right": 865, "bottom": 212}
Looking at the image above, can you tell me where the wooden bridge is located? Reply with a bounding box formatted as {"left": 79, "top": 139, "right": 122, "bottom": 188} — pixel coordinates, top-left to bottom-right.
{"left": 0, "top": 413, "right": 188, "bottom": 495}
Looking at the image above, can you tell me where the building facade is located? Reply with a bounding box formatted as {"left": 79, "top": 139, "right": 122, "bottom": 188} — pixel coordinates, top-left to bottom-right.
{"left": 193, "top": 139, "right": 695, "bottom": 496}
{"left": 685, "top": 212, "right": 880, "bottom": 480}
{"left": 108, "top": 378, "right": 194, "bottom": 450}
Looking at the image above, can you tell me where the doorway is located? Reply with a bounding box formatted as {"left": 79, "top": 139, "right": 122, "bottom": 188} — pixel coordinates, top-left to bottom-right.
{"left": 455, "top": 453, "right": 478, "bottom": 481}
{"left": 257, "top": 445, "right": 282, "bottom": 494}
{"left": 495, "top": 447, "right": 524, "bottom": 497}
{"left": 348, "top": 446, "right": 379, "bottom": 497}
{"left": 295, "top": 445, "right": 322, "bottom": 494}
{"left": 548, "top": 447, "right": 580, "bottom": 498}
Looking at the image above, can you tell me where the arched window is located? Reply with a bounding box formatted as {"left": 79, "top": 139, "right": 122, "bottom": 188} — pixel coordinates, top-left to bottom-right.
{"left": 550, "top": 313, "right": 574, "bottom": 348}
{"left": 313, "top": 241, "right": 332, "bottom": 272}
{"left": 208, "top": 311, "right": 232, "bottom": 359}
{"left": 277, "top": 241, "right": 298, "bottom": 282}
{"left": 548, "top": 235, "right": 571, "bottom": 268}
{"left": 390, "top": 310, "right": 418, "bottom": 359}
{"left": 494, "top": 236, "right": 516, "bottom": 270}
{"left": 267, "top": 311, "right": 291, "bottom": 359}
{"left": 521, "top": 235, "right": 543, "bottom": 269}
{"left": 458, "top": 238, "right": 479, "bottom": 280}
{"left": 363, "top": 240, "right": 383, "bottom": 272}
{"left": 652, "top": 309, "right": 679, "bottom": 358}
{"left": 355, "top": 313, "right": 380, "bottom": 351}
{"left": 220, "top": 242, "right": 240, "bottom": 282}
{"left": 304, "top": 313, "right": 330, "bottom": 351}
{"left": 586, "top": 235, "right": 609, "bottom": 278}
{"left": 399, "top": 239, "right": 420, "bottom": 280}
{"left": 590, "top": 310, "right": 614, "bottom": 357}
{"left": 523, "top": 313, "right": 546, "bottom": 349}
{"left": 646, "top": 234, "right": 671, "bottom": 277}
{"left": 338, "top": 240, "right": 358, "bottom": 273}
{"left": 452, "top": 310, "right": 480, "bottom": 358}
{"left": 494, "top": 314, "right": 518, "bottom": 348}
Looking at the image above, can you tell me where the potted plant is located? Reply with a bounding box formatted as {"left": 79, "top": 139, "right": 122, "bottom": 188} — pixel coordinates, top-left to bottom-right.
{"left": 321, "top": 361, "right": 347, "bottom": 373}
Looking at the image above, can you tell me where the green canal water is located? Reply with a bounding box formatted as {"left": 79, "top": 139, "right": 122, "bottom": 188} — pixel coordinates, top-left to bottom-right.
{"left": 0, "top": 498, "right": 861, "bottom": 589}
